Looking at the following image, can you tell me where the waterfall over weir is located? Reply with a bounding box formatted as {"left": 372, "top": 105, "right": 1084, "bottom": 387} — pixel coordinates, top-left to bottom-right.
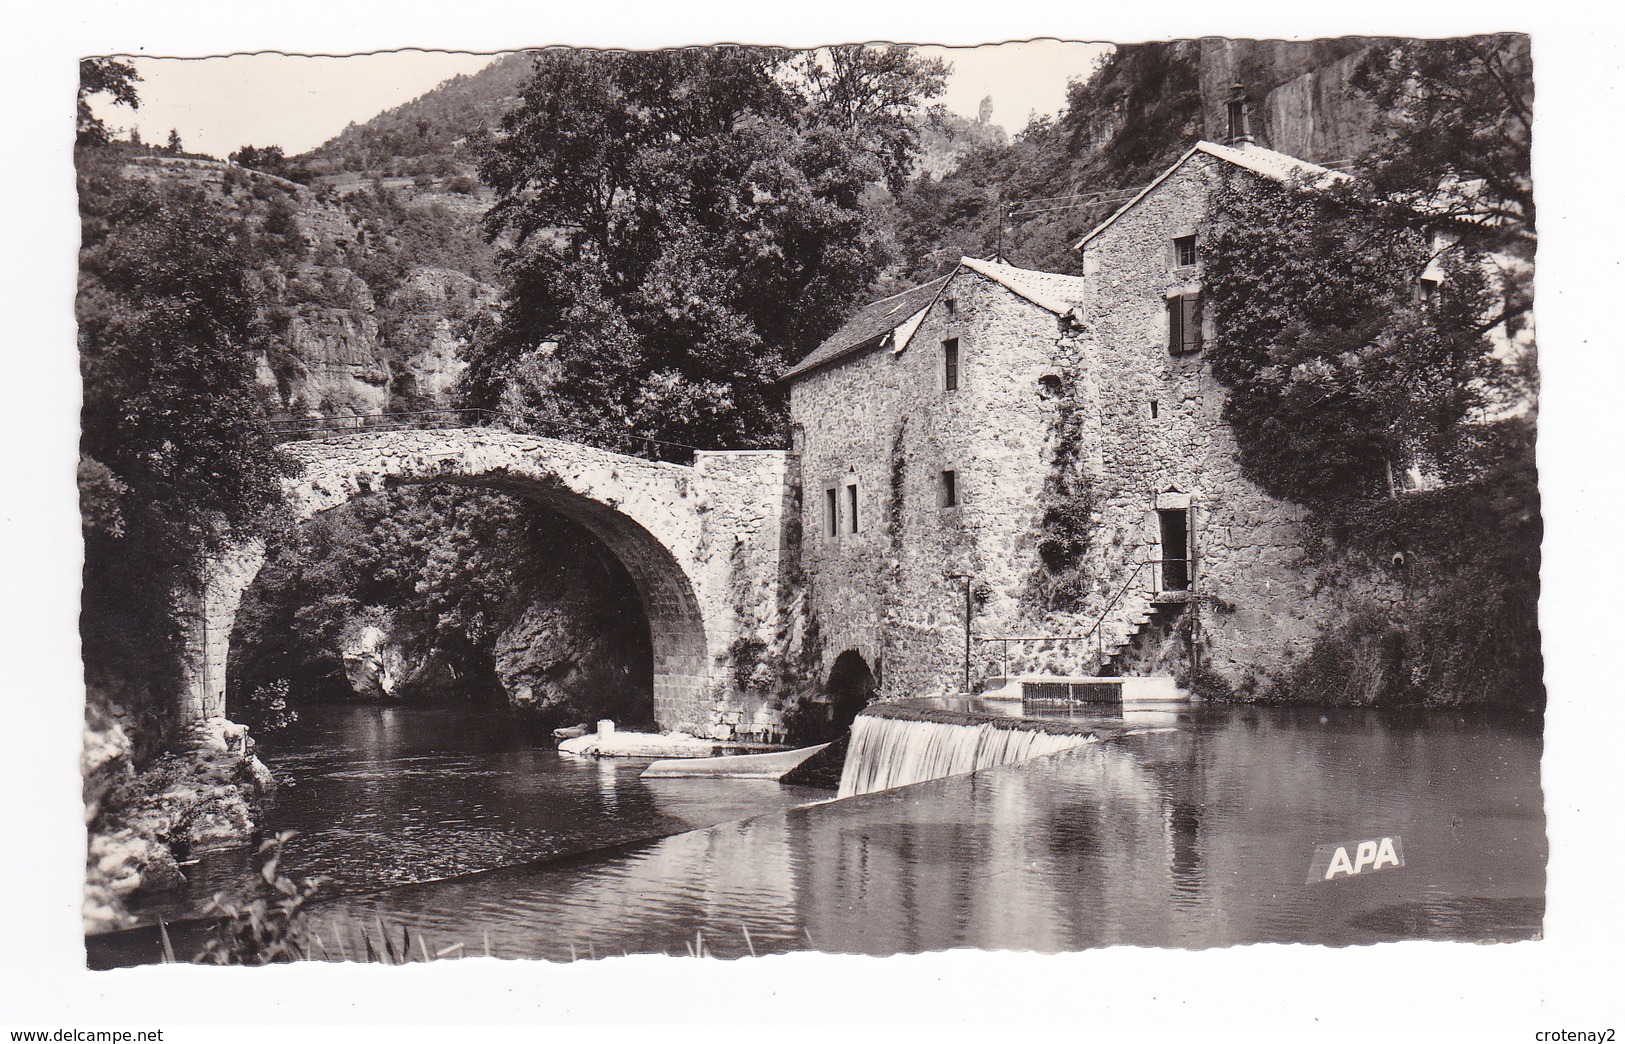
{"left": 837, "top": 708, "right": 1102, "bottom": 799}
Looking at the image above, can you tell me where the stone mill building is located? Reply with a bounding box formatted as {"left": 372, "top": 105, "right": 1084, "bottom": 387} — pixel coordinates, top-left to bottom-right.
{"left": 783, "top": 137, "right": 1397, "bottom": 707}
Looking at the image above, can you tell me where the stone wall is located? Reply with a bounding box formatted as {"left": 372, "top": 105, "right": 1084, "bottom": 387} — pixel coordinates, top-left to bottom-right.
{"left": 790, "top": 271, "right": 1070, "bottom": 697}
{"left": 686, "top": 450, "right": 801, "bottom": 737}
{"left": 1073, "top": 152, "right": 1405, "bottom": 688}
{"left": 789, "top": 151, "right": 1409, "bottom": 698}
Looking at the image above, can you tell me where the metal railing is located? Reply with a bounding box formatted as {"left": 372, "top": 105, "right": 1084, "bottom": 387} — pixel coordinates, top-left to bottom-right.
{"left": 267, "top": 408, "right": 498, "bottom": 440}
{"left": 266, "top": 409, "right": 704, "bottom": 465}
{"left": 977, "top": 556, "right": 1193, "bottom": 678}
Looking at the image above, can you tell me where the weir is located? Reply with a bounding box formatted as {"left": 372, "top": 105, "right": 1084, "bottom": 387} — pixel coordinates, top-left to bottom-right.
{"left": 836, "top": 702, "right": 1108, "bottom": 799}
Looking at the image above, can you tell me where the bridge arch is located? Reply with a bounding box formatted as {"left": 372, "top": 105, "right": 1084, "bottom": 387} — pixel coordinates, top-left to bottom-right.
{"left": 179, "top": 429, "right": 797, "bottom": 743}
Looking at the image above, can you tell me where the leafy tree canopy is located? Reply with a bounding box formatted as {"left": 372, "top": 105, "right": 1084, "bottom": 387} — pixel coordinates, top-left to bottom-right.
{"left": 78, "top": 145, "right": 294, "bottom": 688}
{"left": 468, "top": 45, "right": 947, "bottom": 450}
{"left": 78, "top": 57, "right": 141, "bottom": 147}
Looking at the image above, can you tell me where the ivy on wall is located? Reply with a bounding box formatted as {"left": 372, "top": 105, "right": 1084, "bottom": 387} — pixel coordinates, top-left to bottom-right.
{"left": 1027, "top": 363, "right": 1099, "bottom": 612}
{"left": 1203, "top": 170, "right": 1491, "bottom": 514}
{"left": 1202, "top": 171, "right": 1541, "bottom": 711}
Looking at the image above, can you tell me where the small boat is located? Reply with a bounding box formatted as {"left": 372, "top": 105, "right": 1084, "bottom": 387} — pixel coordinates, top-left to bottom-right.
{"left": 640, "top": 743, "right": 830, "bottom": 780}
{"left": 551, "top": 722, "right": 591, "bottom": 742}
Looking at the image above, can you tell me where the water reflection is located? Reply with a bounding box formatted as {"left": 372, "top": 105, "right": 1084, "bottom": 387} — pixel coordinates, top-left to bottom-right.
{"left": 298, "top": 705, "right": 1544, "bottom": 958}
{"left": 96, "top": 703, "right": 1543, "bottom": 965}
{"left": 121, "top": 703, "right": 826, "bottom": 929}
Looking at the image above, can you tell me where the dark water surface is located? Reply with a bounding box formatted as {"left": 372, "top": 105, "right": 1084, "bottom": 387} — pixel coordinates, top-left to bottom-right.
{"left": 99, "top": 702, "right": 1543, "bottom": 965}
{"left": 121, "top": 703, "right": 829, "bottom": 928}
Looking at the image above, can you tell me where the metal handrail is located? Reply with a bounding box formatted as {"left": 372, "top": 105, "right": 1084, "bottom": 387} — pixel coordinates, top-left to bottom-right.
{"left": 976, "top": 555, "right": 1194, "bottom": 678}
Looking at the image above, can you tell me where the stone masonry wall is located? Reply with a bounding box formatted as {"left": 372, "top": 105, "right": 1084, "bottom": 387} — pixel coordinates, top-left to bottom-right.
{"left": 789, "top": 152, "right": 1410, "bottom": 699}
{"left": 790, "top": 271, "right": 1071, "bottom": 697}
{"left": 689, "top": 450, "right": 801, "bottom": 738}
{"left": 189, "top": 430, "right": 792, "bottom": 739}
{"left": 1074, "top": 153, "right": 1406, "bottom": 688}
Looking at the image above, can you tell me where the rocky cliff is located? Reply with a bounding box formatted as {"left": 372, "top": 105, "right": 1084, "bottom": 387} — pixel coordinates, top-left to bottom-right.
{"left": 125, "top": 154, "right": 499, "bottom": 423}
{"left": 1195, "top": 37, "right": 1385, "bottom": 163}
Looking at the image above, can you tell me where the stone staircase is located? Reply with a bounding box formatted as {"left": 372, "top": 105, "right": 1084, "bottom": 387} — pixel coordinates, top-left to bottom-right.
{"left": 1097, "top": 592, "right": 1191, "bottom": 677}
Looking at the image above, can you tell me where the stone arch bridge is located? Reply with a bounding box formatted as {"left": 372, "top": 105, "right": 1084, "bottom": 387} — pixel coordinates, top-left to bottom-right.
{"left": 179, "top": 426, "right": 798, "bottom": 746}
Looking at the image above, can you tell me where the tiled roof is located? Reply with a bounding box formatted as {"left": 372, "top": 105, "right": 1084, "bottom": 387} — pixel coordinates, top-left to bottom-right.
{"left": 781, "top": 274, "right": 952, "bottom": 380}
{"left": 1193, "top": 140, "right": 1350, "bottom": 188}
{"left": 958, "top": 256, "right": 1092, "bottom": 314}
{"left": 783, "top": 257, "right": 1097, "bottom": 382}
{"left": 1074, "top": 140, "right": 1351, "bottom": 250}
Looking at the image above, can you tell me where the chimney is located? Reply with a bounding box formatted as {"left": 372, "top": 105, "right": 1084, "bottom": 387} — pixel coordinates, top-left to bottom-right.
{"left": 1225, "top": 83, "right": 1255, "bottom": 146}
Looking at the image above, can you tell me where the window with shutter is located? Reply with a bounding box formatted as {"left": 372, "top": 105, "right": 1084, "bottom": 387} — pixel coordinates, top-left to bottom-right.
{"left": 1181, "top": 293, "right": 1203, "bottom": 352}
{"left": 1168, "top": 293, "right": 1203, "bottom": 354}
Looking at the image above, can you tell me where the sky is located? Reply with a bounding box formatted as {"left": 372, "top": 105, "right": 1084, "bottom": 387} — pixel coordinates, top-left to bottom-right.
{"left": 90, "top": 41, "right": 1112, "bottom": 160}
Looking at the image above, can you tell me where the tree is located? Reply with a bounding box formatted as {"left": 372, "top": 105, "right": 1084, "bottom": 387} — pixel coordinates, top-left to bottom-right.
{"left": 78, "top": 57, "right": 141, "bottom": 147}
{"left": 470, "top": 47, "right": 941, "bottom": 450}
{"left": 794, "top": 45, "right": 950, "bottom": 192}
{"left": 1201, "top": 35, "right": 1540, "bottom": 708}
{"left": 1352, "top": 35, "right": 1535, "bottom": 361}
{"left": 1204, "top": 174, "right": 1492, "bottom": 510}
{"left": 1353, "top": 36, "right": 1533, "bottom": 243}
{"left": 77, "top": 146, "right": 293, "bottom": 702}
{"left": 230, "top": 144, "right": 313, "bottom": 184}
{"left": 166, "top": 128, "right": 183, "bottom": 154}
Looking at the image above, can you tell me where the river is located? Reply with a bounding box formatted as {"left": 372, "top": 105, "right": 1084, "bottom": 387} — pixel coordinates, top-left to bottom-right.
{"left": 94, "top": 701, "right": 1543, "bottom": 965}
{"left": 119, "top": 703, "right": 829, "bottom": 929}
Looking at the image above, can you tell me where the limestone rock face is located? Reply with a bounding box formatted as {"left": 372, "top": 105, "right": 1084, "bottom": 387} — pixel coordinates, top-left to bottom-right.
{"left": 383, "top": 268, "right": 499, "bottom": 406}
{"left": 1194, "top": 38, "right": 1383, "bottom": 165}
{"left": 84, "top": 745, "right": 277, "bottom": 932}
{"left": 491, "top": 525, "right": 655, "bottom": 727}
{"left": 493, "top": 595, "right": 653, "bottom": 727}
{"left": 82, "top": 703, "right": 136, "bottom": 826}
{"left": 340, "top": 619, "right": 408, "bottom": 701}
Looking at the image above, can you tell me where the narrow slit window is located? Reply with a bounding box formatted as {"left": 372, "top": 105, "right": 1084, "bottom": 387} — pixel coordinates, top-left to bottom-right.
{"left": 943, "top": 337, "right": 960, "bottom": 391}
{"left": 825, "top": 487, "right": 838, "bottom": 538}
{"left": 847, "top": 483, "right": 859, "bottom": 533}
{"left": 942, "top": 470, "right": 958, "bottom": 508}
{"left": 1150, "top": 400, "right": 1159, "bottom": 419}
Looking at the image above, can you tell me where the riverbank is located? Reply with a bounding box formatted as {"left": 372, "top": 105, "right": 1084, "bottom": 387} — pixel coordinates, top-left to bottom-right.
{"left": 83, "top": 708, "right": 276, "bottom": 933}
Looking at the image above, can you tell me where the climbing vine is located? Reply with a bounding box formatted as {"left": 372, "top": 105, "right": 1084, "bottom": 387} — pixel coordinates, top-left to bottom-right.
{"left": 1203, "top": 170, "right": 1490, "bottom": 514}
{"left": 1203, "top": 171, "right": 1540, "bottom": 711}
{"left": 1028, "top": 364, "right": 1099, "bottom": 611}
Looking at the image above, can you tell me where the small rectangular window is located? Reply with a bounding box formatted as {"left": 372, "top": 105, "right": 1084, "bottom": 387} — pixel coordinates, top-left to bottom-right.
{"left": 941, "top": 470, "right": 958, "bottom": 508}
{"left": 943, "top": 338, "right": 960, "bottom": 391}
{"left": 825, "top": 487, "right": 838, "bottom": 538}
{"left": 1175, "top": 234, "right": 1198, "bottom": 268}
{"left": 1167, "top": 293, "right": 1203, "bottom": 354}
{"left": 1418, "top": 276, "right": 1441, "bottom": 311}
{"left": 847, "top": 483, "right": 859, "bottom": 533}
{"left": 944, "top": 297, "right": 956, "bottom": 317}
